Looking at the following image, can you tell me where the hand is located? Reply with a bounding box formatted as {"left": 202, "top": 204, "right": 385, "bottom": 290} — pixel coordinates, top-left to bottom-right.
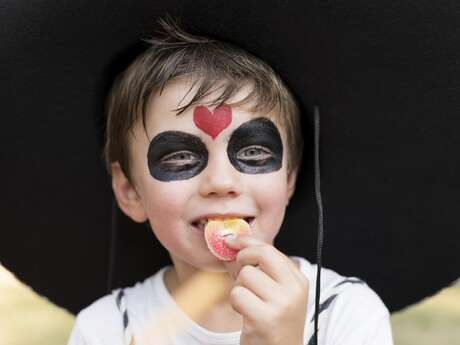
{"left": 223, "top": 235, "right": 309, "bottom": 345}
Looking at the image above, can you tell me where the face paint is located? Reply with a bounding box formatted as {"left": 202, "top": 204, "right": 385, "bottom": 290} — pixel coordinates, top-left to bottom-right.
{"left": 147, "top": 131, "right": 208, "bottom": 181}
{"left": 227, "top": 117, "right": 283, "bottom": 174}
{"left": 193, "top": 104, "right": 232, "bottom": 140}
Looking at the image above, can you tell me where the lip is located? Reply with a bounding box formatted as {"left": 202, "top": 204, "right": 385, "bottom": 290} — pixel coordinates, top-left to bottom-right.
{"left": 190, "top": 214, "right": 256, "bottom": 233}
{"left": 190, "top": 213, "right": 255, "bottom": 223}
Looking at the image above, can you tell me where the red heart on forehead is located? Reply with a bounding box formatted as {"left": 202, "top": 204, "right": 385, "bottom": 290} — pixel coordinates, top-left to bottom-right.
{"left": 193, "top": 104, "right": 232, "bottom": 140}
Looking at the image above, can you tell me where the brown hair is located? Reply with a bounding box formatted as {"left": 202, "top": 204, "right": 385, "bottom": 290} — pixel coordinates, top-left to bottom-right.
{"left": 103, "top": 16, "right": 303, "bottom": 183}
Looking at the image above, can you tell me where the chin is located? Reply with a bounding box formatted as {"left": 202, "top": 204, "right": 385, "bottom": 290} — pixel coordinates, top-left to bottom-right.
{"left": 204, "top": 263, "right": 228, "bottom": 273}
{"left": 190, "top": 256, "right": 229, "bottom": 273}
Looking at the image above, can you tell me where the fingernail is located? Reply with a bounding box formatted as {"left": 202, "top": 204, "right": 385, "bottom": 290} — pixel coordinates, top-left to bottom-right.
{"left": 224, "top": 234, "right": 236, "bottom": 243}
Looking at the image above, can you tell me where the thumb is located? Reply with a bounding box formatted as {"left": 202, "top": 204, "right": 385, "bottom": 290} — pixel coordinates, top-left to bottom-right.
{"left": 222, "top": 260, "right": 238, "bottom": 280}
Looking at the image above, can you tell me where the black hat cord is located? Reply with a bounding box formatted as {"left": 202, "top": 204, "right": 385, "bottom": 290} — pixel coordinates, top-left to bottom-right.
{"left": 313, "top": 105, "right": 324, "bottom": 345}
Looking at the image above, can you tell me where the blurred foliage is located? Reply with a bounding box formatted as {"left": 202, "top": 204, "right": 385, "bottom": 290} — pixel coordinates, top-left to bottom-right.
{"left": 391, "top": 280, "right": 460, "bottom": 345}
{"left": 0, "top": 264, "right": 459, "bottom": 345}
{"left": 0, "top": 265, "right": 74, "bottom": 345}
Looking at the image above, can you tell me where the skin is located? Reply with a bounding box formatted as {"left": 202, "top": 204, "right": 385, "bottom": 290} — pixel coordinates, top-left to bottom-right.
{"left": 111, "top": 76, "right": 309, "bottom": 345}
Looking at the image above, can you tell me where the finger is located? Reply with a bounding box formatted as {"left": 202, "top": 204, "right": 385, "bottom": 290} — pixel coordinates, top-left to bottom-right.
{"left": 223, "top": 234, "right": 266, "bottom": 278}
{"left": 229, "top": 285, "right": 270, "bottom": 324}
{"left": 236, "top": 264, "right": 281, "bottom": 302}
{"left": 287, "top": 257, "right": 310, "bottom": 284}
{"left": 224, "top": 233, "right": 266, "bottom": 250}
{"left": 235, "top": 243, "right": 297, "bottom": 286}
{"left": 225, "top": 235, "right": 306, "bottom": 286}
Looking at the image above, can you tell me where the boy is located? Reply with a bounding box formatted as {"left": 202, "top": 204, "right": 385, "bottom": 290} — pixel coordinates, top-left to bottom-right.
{"left": 68, "top": 18, "right": 393, "bottom": 345}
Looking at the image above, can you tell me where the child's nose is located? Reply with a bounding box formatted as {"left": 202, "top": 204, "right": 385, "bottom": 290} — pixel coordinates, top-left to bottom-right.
{"left": 198, "top": 153, "right": 242, "bottom": 198}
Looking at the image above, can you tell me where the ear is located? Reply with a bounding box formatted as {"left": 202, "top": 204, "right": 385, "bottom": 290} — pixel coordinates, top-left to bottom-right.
{"left": 111, "top": 162, "right": 148, "bottom": 223}
{"left": 286, "top": 168, "right": 298, "bottom": 205}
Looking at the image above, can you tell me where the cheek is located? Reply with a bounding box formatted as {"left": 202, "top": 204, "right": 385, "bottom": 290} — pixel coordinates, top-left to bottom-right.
{"left": 140, "top": 178, "right": 193, "bottom": 240}
{"left": 249, "top": 172, "right": 289, "bottom": 240}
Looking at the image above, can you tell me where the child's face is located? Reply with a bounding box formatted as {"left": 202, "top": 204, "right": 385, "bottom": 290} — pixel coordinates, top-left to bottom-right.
{"left": 117, "top": 77, "right": 297, "bottom": 272}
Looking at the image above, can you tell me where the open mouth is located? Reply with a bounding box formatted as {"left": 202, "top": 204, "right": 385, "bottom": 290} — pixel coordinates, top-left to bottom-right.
{"left": 191, "top": 217, "right": 255, "bottom": 231}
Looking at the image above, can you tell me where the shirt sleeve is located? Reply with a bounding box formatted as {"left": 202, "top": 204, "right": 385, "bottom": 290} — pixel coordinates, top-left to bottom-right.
{"left": 66, "top": 294, "right": 126, "bottom": 345}
{"left": 67, "top": 317, "right": 89, "bottom": 345}
{"left": 325, "top": 284, "right": 394, "bottom": 345}
{"left": 363, "top": 312, "right": 394, "bottom": 345}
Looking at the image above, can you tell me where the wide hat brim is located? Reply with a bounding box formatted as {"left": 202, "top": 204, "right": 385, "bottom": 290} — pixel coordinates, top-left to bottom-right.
{"left": 1, "top": 1, "right": 459, "bottom": 315}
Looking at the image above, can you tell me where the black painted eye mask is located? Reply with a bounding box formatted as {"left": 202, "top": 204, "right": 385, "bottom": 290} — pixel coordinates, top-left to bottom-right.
{"left": 227, "top": 117, "right": 283, "bottom": 174}
{"left": 147, "top": 117, "right": 283, "bottom": 181}
{"left": 147, "top": 131, "right": 208, "bottom": 182}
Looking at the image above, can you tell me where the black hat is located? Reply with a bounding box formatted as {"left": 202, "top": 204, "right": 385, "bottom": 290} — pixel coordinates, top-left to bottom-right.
{"left": 1, "top": 0, "right": 459, "bottom": 333}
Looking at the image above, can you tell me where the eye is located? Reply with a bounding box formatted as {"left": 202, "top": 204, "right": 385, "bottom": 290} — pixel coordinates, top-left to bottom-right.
{"left": 236, "top": 145, "right": 272, "bottom": 161}
{"left": 161, "top": 150, "right": 199, "bottom": 166}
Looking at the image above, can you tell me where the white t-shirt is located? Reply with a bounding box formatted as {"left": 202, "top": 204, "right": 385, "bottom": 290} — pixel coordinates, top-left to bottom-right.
{"left": 67, "top": 256, "right": 393, "bottom": 345}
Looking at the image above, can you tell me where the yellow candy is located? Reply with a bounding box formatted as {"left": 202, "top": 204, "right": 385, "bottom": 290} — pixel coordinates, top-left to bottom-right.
{"left": 204, "top": 218, "right": 251, "bottom": 261}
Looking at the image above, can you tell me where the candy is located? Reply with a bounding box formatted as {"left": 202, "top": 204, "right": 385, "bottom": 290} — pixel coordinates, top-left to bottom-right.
{"left": 204, "top": 218, "right": 251, "bottom": 261}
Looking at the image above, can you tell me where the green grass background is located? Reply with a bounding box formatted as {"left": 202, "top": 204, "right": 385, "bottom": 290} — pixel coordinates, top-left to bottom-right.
{"left": 0, "top": 265, "right": 459, "bottom": 345}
